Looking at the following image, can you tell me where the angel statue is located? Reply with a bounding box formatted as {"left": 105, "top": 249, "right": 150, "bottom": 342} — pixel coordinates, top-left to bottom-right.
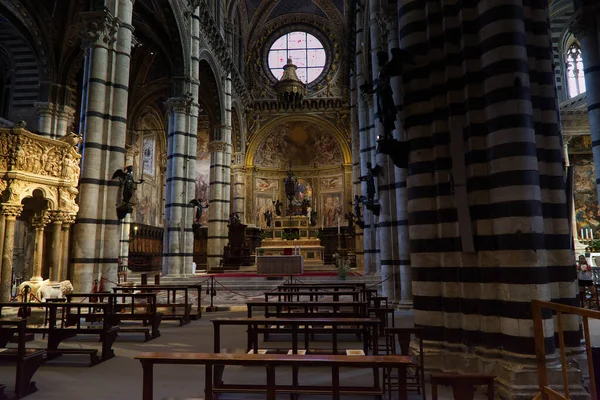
{"left": 361, "top": 162, "right": 383, "bottom": 204}
{"left": 189, "top": 199, "right": 209, "bottom": 225}
{"left": 112, "top": 165, "right": 144, "bottom": 206}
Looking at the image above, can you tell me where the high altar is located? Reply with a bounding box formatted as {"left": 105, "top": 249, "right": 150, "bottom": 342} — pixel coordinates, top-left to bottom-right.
{"left": 257, "top": 215, "right": 324, "bottom": 266}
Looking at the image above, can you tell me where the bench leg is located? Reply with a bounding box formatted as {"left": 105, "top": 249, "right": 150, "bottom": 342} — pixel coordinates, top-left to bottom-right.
{"left": 266, "top": 365, "right": 276, "bottom": 400}
{"left": 151, "top": 315, "right": 162, "bottom": 339}
{"left": 100, "top": 330, "right": 118, "bottom": 361}
{"left": 142, "top": 361, "right": 153, "bottom": 400}
{"left": 15, "top": 353, "right": 44, "bottom": 398}
{"left": 332, "top": 365, "right": 340, "bottom": 400}
{"left": 205, "top": 364, "right": 213, "bottom": 400}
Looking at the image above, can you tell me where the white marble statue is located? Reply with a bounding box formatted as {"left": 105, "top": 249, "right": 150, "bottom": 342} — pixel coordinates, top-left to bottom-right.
{"left": 18, "top": 279, "right": 73, "bottom": 302}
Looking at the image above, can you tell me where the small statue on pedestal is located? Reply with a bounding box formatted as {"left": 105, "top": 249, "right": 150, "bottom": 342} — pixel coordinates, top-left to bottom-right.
{"left": 264, "top": 209, "right": 272, "bottom": 228}
{"left": 360, "top": 162, "right": 383, "bottom": 217}
{"left": 189, "top": 199, "right": 209, "bottom": 225}
{"left": 228, "top": 212, "right": 241, "bottom": 226}
{"left": 112, "top": 165, "right": 144, "bottom": 220}
{"left": 345, "top": 212, "right": 355, "bottom": 229}
{"left": 273, "top": 200, "right": 283, "bottom": 217}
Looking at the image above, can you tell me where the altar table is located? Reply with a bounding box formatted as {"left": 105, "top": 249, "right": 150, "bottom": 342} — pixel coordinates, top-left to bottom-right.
{"left": 256, "top": 255, "right": 304, "bottom": 275}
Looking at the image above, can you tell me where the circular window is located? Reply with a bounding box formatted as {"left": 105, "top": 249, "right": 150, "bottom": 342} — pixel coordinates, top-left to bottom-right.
{"left": 268, "top": 31, "right": 327, "bottom": 84}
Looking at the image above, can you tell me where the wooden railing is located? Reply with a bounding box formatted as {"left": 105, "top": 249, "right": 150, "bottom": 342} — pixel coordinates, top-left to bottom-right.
{"left": 532, "top": 300, "right": 598, "bottom": 399}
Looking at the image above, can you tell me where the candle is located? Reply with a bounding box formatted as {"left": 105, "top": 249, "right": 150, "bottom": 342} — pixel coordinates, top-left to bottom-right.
{"left": 582, "top": 229, "right": 585, "bottom": 240}
{"left": 337, "top": 217, "right": 341, "bottom": 234}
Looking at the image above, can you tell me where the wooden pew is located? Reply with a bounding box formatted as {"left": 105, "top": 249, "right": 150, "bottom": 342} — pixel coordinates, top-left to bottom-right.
{"left": 0, "top": 302, "right": 118, "bottom": 366}
{"left": 264, "top": 290, "right": 361, "bottom": 303}
{"left": 135, "top": 352, "right": 413, "bottom": 400}
{"left": 0, "top": 317, "right": 45, "bottom": 398}
{"left": 112, "top": 285, "right": 199, "bottom": 326}
{"left": 66, "top": 292, "right": 162, "bottom": 340}
{"left": 212, "top": 317, "right": 380, "bottom": 356}
{"left": 246, "top": 301, "right": 368, "bottom": 319}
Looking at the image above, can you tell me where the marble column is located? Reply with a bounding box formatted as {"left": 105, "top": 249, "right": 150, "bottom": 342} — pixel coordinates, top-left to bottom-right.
{"left": 119, "top": 213, "right": 131, "bottom": 275}
{"left": 207, "top": 139, "right": 230, "bottom": 270}
{"left": 55, "top": 105, "right": 76, "bottom": 138}
{"left": 572, "top": 8, "right": 600, "bottom": 208}
{"left": 49, "top": 212, "right": 64, "bottom": 282}
{"left": 30, "top": 213, "right": 50, "bottom": 282}
{"left": 163, "top": 95, "right": 193, "bottom": 276}
{"left": 34, "top": 102, "right": 55, "bottom": 138}
{"left": 60, "top": 215, "right": 74, "bottom": 282}
{"left": 0, "top": 204, "right": 22, "bottom": 302}
{"left": 231, "top": 152, "right": 246, "bottom": 220}
{"left": 389, "top": 8, "right": 411, "bottom": 307}
{"left": 370, "top": 0, "right": 395, "bottom": 299}
{"left": 350, "top": 72, "right": 365, "bottom": 271}
{"left": 72, "top": 2, "right": 134, "bottom": 293}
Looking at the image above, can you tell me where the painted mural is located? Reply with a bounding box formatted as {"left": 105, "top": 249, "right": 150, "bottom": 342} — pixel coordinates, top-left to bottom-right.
{"left": 194, "top": 130, "right": 211, "bottom": 225}
{"left": 573, "top": 154, "right": 599, "bottom": 239}
{"left": 253, "top": 121, "right": 343, "bottom": 168}
{"left": 254, "top": 178, "right": 278, "bottom": 227}
{"left": 322, "top": 192, "right": 343, "bottom": 228}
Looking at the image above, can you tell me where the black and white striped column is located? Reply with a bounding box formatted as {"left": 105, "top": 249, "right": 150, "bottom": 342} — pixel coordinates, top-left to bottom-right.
{"left": 231, "top": 152, "right": 245, "bottom": 221}
{"left": 164, "top": 95, "right": 194, "bottom": 276}
{"left": 355, "top": 2, "right": 377, "bottom": 275}
{"left": 207, "top": 75, "right": 232, "bottom": 271}
{"left": 34, "top": 102, "right": 55, "bottom": 137}
{"left": 399, "top": 0, "right": 578, "bottom": 394}
{"left": 72, "top": 2, "right": 134, "bottom": 293}
{"left": 369, "top": 0, "right": 395, "bottom": 299}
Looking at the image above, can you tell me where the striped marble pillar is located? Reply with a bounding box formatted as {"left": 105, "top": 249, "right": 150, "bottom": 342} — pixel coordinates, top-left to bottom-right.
{"left": 350, "top": 74, "right": 364, "bottom": 271}
{"left": 163, "top": 95, "right": 193, "bottom": 276}
{"left": 231, "top": 152, "right": 246, "bottom": 220}
{"left": 355, "top": 3, "right": 376, "bottom": 275}
{"left": 572, "top": 7, "right": 600, "bottom": 206}
{"left": 399, "top": 1, "right": 579, "bottom": 396}
{"left": 72, "top": 3, "right": 134, "bottom": 293}
{"left": 369, "top": 0, "right": 395, "bottom": 297}
{"left": 389, "top": 9, "right": 411, "bottom": 307}
{"left": 207, "top": 75, "right": 232, "bottom": 271}
{"left": 34, "top": 102, "right": 55, "bottom": 138}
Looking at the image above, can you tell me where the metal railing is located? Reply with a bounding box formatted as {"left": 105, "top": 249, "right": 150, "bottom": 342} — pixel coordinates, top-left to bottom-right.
{"left": 532, "top": 300, "right": 599, "bottom": 399}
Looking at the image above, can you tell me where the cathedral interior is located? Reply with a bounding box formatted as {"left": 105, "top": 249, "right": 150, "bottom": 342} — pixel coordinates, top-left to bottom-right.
{"left": 0, "top": 0, "right": 599, "bottom": 399}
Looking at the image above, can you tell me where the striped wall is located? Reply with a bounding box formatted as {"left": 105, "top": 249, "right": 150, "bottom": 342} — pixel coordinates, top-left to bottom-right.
{"left": 0, "top": 25, "right": 39, "bottom": 126}
{"left": 397, "top": 0, "right": 578, "bottom": 394}
{"left": 549, "top": 1, "right": 574, "bottom": 102}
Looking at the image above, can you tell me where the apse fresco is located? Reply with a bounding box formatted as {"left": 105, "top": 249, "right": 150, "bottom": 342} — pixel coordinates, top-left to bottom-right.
{"left": 573, "top": 155, "right": 600, "bottom": 239}
{"left": 253, "top": 121, "right": 343, "bottom": 168}
{"left": 194, "top": 131, "right": 210, "bottom": 225}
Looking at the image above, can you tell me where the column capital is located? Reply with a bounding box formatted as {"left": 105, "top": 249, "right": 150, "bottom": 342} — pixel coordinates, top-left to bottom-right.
{"left": 32, "top": 214, "right": 51, "bottom": 228}
{"left": 208, "top": 141, "right": 228, "bottom": 153}
{"left": 78, "top": 10, "right": 120, "bottom": 50}
{"left": 1, "top": 203, "right": 22, "bottom": 219}
{"left": 224, "top": 21, "right": 234, "bottom": 34}
{"left": 34, "top": 102, "right": 56, "bottom": 115}
{"left": 165, "top": 95, "right": 193, "bottom": 114}
{"left": 48, "top": 210, "right": 68, "bottom": 223}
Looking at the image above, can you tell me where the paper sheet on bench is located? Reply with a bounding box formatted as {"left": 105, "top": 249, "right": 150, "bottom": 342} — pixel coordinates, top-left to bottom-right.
{"left": 0, "top": 348, "right": 7, "bottom": 353}
{"left": 346, "top": 350, "right": 365, "bottom": 356}
{"left": 287, "top": 350, "right": 306, "bottom": 355}
{"left": 247, "top": 349, "right": 268, "bottom": 354}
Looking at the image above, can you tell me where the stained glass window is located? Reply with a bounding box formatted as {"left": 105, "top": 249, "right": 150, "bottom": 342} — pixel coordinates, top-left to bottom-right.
{"left": 268, "top": 31, "right": 326, "bottom": 84}
{"left": 566, "top": 44, "right": 586, "bottom": 98}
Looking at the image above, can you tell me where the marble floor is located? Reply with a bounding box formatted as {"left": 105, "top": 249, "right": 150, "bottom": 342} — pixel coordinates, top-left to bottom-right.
{"left": 0, "top": 310, "right": 494, "bottom": 400}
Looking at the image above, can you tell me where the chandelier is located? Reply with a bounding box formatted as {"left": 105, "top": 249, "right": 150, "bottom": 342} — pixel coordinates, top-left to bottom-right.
{"left": 273, "top": 58, "right": 307, "bottom": 103}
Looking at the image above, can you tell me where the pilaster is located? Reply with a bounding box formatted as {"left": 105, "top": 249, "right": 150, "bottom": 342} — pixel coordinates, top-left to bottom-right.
{"left": 30, "top": 213, "right": 50, "bottom": 282}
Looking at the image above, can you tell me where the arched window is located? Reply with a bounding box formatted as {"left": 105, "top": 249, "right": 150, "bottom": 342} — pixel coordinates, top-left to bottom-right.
{"left": 566, "top": 43, "right": 586, "bottom": 98}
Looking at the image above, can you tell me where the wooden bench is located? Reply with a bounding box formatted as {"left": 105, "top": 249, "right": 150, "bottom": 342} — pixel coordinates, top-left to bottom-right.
{"left": 212, "top": 317, "right": 380, "bottom": 356}
{"left": 0, "top": 317, "right": 46, "bottom": 398}
{"left": 66, "top": 292, "right": 162, "bottom": 340}
{"left": 0, "top": 302, "right": 118, "bottom": 366}
{"left": 135, "top": 352, "right": 413, "bottom": 400}
{"left": 113, "top": 285, "right": 195, "bottom": 326}
{"left": 264, "top": 290, "right": 361, "bottom": 302}
{"left": 246, "top": 301, "right": 368, "bottom": 319}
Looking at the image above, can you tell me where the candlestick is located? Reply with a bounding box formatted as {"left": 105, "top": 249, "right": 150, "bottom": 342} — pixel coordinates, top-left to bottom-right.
{"left": 582, "top": 229, "right": 585, "bottom": 240}
{"left": 337, "top": 217, "right": 340, "bottom": 235}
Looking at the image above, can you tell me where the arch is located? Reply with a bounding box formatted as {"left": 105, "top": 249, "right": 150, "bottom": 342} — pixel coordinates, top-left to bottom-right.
{"left": 245, "top": 114, "right": 352, "bottom": 167}
{"left": 17, "top": 184, "right": 57, "bottom": 211}
{"left": 197, "top": 53, "right": 223, "bottom": 127}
